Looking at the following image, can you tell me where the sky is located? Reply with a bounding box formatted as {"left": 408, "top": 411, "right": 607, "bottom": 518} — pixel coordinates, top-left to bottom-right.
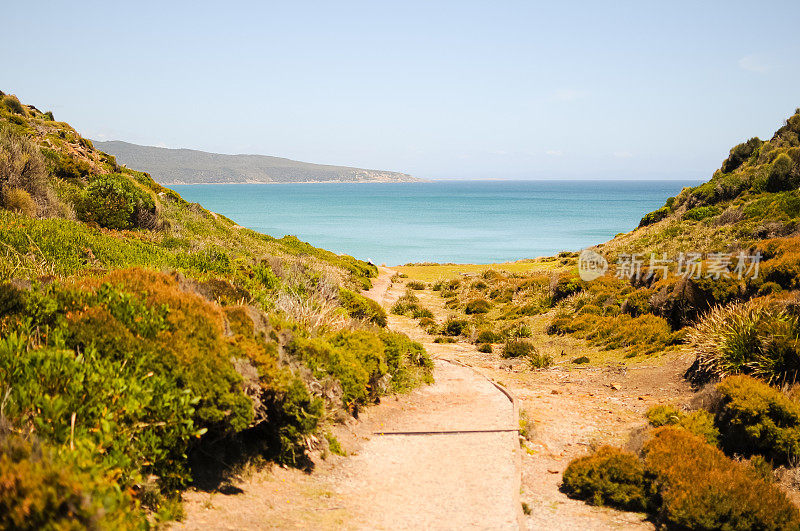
{"left": 2, "top": 0, "right": 799, "bottom": 180}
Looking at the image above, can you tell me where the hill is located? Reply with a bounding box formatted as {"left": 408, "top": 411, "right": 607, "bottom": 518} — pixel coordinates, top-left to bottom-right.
{"left": 0, "top": 90, "right": 432, "bottom": 526}
{"left": 92, "top": 140, "right": 420, "bottom": 184}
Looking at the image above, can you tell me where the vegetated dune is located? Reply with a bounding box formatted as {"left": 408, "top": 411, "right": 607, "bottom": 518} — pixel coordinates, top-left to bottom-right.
{"left": 93, "top": 140, "right": 421, "bottom": 184}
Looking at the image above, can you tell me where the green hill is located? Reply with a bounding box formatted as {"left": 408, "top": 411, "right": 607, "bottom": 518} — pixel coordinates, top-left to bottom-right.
{"left": 0, "top": 90, "right": 432, "bottom": 527}
{"left": 93, "top": 139, "right": 420, "bottom": 184}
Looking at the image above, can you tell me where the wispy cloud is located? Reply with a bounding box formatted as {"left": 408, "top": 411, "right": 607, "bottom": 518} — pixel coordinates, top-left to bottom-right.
{"left": 738, "top": 54, "right": 778, "bottom": 73}
{"left": 552, "top": 89, "right": 589, "bottom": 102}
{"left": 613, "top": 151, "right": 633, "bottom": 159}
{"left": 545, "top": 149, "right": 563, "bottom": 157}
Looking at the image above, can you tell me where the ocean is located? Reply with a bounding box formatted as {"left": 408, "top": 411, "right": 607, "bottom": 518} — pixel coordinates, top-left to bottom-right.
{"left": 170, "top": 180, "right": 698, "bottom": 265}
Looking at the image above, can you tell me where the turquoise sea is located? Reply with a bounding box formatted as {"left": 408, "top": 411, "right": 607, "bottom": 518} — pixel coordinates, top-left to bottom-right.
{"left": 171, "top": 180, "right": 698, "bottom": 265}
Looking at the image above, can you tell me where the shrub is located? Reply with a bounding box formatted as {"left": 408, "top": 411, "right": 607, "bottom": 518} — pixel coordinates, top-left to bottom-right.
{"left": 411, "top": 307, "right": 433, "bottom": 319}
{"left": 642, "top": 427, "right": 800, "bottom": 530}
{"left": 442, "top": 317, "right": 468, "bottom": 336}
{"left": 0, "top": 125, "right": 58, "bottom": 217}
{"left": 721, "top": 137, "right": 762, "bottom": 174}
{"left": 2, "top": 188, "right": 36, "bottom": 217}
{"left": 551, "top": 273, "right": 585, "bottom": 301}
{"left": 645, "top": 405, "right": 719, "bottom": 445}
{"left": 638, "top": 206, "right": 669, "bottom": 227}
{"left": 475, "top": 329, "right": 500, "bottom": 344}
{"left": 561, "top": 446, "right": 648, "bottom": 511}
{"left": 338, "top": 288, "right": 387, "bottom": 326}
{"left": 528, "top": 350, "right": 553, "bottom": 368}
{"left": 502, "top": 338, "right": 536, "bottom": 359}
{"left": 715, "top": 375, "right": 800, "bottom": 465}
{"left": 477, "top": 343, "right": 492, "bottom": 353}
{"left": 573, "top": 356, "right": 590, "bottom": 364}
{"left": 464, "top": 298, "right": 490, "bottom": 314}
{"left": 1, "top": 95, "right": 25, "bottom": 115}
{"left": 687, "top": 300, "right": 800, "bottom": 385}
{"left": 683, "top": 205, "right": 720, "bottom": 221}
{"left": 406, "top": 280, "right": 426, "bottom": 290}
{"left": 0, "top": 433, "right": 145, "bottom": 529}
{"left": 77, "top": 174, "right": 157, "bottom": 230}
{"left": 766, "top": 153, "right": 797, "bottom": 192}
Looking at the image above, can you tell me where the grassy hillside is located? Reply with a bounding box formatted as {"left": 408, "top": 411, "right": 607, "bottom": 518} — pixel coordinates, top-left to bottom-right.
{"left": 0, "top": 90, "right": 432, "bottom": 527}
{"left": 93, "top": 140, "right": 421, "bottom": 185}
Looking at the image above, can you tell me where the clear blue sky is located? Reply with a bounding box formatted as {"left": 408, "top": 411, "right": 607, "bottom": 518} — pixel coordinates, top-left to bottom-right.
{"left": 3, "top": 1, "right": 799, "bottom": 179}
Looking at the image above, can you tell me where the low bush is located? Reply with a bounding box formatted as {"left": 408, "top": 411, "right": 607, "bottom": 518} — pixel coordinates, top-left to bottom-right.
{"left": 477, "top": 343, "right": 492, "bottom": 353}
{"left": 638, "top": 206, "right": 669, "bottom": 227}
{"left": 683, "top": 205, "right": 721, "bottom": 221}
{"left": 645, "top": 405, "right": 719, "bottom": 445}
{"left": 1, "top": 95, "right": 25, "bottom": 115}
{"left": 464, "top": 298, "right": 491, "bottom": 314}
{"left": 338, "top": 288, "right": 387, "bottom": 326}
{"left": 406, "top": 280, "right": 426, "bottom": 290}
{"left": 502, "top": 338, "right": 536, "bottom": 359}
{"left": 687, "top": 300, "right": 800, "bottom": 384}
{"left": 561, "top": 446, "right": 647, "bottom": 511}
{"left": 714, "top": 375, "right": 800, "bottom": 465}
{"left": 642, "top": 427, "right": 799, "bottom": 530}
{"left": 442, "top": 317, "right": 468, "bottom": 336}
{"left": 563, "top": 428, "right": 800, "bottom": 529}
{"left": 475, "top": 329, "right": 501, "bottom": 344}
{"left": 0, "top": 125, "right": 59, "bottom": 217}
{"left": 76, "top": 173, "right": 157, "bottom": 230}
{"left": 573, "top": 356, "right": 590, "bottom": 364}
{"left": 2, "top": 188, "right": 36, "bottom": 217}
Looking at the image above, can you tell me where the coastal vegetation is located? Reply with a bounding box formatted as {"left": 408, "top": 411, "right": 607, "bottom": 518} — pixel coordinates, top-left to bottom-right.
{"left": 0, "top": 91, "right": 433, "bottom": 525}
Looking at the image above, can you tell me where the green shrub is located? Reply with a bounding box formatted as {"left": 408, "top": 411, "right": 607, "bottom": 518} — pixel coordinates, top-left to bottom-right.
{"left": 638, "top": 206, "right": 669, "bottom": 227}
{"left": 475, "top": 329, "right": 500, "bottom": 343}
{"left": 339, "top": 288, "right": 387, "bottom": 326}
{"left": 683, "top": 205, "right": 720, "bottom": 221}
{"left": 77, "top": 174, "right": 157, "bottom": 230}
{"left": 2, "top": 188, "right": 36, "bottom": 217}
{"left": 501, "top": 338, "right": 536, "bottom": 359}
{"left": 0, "top": 433, "right": 146, "bottom": 530}
{"left": 561, "top": 446, "right": 648, "bottom": 511}
{"left": 406, "top": 280, "right": 426, "bottom": 290}
{"left": 0, "top": 125, "right": 59, "bottom": 217}
{"left": 766, "top": 153, "right": 797, "bottom": 192}
{"left": 411, "top": 307, "right": 433, "bottom": 319}
{"left": 715, "top": 375, "right": 800, "bottom": 465}
{"left": 721, "top": 137, "right": 762, "bottom": 174}
{"left": 528, "top": 350, "right": 553, "bottom": 368}
{"left": 442, "top": 317, "right": 468, "bottom": 336}
{"left": 573, "top": 356, "right": 590, "bottom": 364}
{"left": 687, "top": 300, "right": 800, "bottom": 384}
{"left": 477, "top": 343, "right": 492, "bottom": 353}
{"left": 646, "top": 405, "right": 719, "bottom": 445}
{"left": 551, "top": 273, "right": 584, "bottom": 301}
{"left": 43, "top": 110, "right": 54, "bottom": 121}
{"left": 642, "top": 427, "right": 800, "bottom": 530}
{"left": 1, "top": 95, "right": 25, "bottom": 115}
{"left": 464, "top": 298, "right": 490, "bottom": 314}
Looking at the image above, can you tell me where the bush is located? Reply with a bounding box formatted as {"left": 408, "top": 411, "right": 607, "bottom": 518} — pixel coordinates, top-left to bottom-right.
{"left": 406, "top": 280, "right": 426, "bottom": 290}
{"left": 687, "top": 300, "right": 800, "bottom": 385}
{"left": 0, "top": 125, "right": 59, "bottom": 217}
{"left": 1, "top": 95, "right": 25, "bottom": 115}
{"left": 561, "top": 446, "right": 648, "bottom": 511}
{"left": 642, "top": 427, "right": 800, "bottom": 530}
{"left": 477, "top": 343, "right": 492, "bottom": 353}
{"left": 2, "top": 188, "right": 36, "bottom": 217}
{"left": 0, "top": 433, "right": 145, "bottom": 529}
{"left": 638, "top": 206, "right": 669, "bottom": 227}
{"left": 442, "top": 317, "right": 468, "bottom": 336}
{"left": 721, "top": 137, "right": 762, "bottom": 174}
{"left": 645, "top": 405, "right": 719, "bottom": 445}
{"left": 77, "top": 174, "right": 157, "bottom": 230}
{"left": 683, "top": 205, "right": 720, "bottom": 221}
{"left": 475, "top": 329, "right": 500, "bottom": 344}
{"left": 528, "top": 350, "right": 553, "bottom": 368}
{"left": 339, "top": 288, "right": 387, "bottom": 326}
{"left": 501, "top": 338, "right": 536, "bottom": 359}
{"left": 715, "top": 375, "right": 800, "bottom": 465}
{"left": 464, "top": 298, "right": 490, "bottom": 314}
{"left": 573, "top": 356, "right": 590, "bottom": 364}
{"left": 766, "top": 153, "right": 797, "bottom": 192}
{"left": 551, "top": 273, "right": 585, "bottom": 302}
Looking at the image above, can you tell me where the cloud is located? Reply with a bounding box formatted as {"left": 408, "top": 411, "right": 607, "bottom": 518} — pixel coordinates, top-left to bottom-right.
{"left": 545, "top": 149, "right": 563, "bottom": 157}
{"left": 738, "top": 54, "right": 777, "bottom": 73}
{"left": 552, "top": 89, "right": 588, "bottom": 102}
{"left": 613, "top": 151, "right": 633, "bottom": 159}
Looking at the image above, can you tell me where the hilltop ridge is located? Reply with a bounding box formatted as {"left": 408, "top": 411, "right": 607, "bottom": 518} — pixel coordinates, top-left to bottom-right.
{"left": 93, "top": 140, "right": 421, "bottom": 185}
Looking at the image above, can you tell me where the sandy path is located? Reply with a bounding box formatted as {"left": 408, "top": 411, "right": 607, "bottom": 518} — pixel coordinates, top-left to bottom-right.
{"left": 337, "top": 267, "right": 521, "bottom": 529}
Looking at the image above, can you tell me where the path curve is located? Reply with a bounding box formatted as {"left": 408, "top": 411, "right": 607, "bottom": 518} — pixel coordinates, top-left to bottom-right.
{"left": 335, "top": 267, "right": 522, "bottom": 529}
